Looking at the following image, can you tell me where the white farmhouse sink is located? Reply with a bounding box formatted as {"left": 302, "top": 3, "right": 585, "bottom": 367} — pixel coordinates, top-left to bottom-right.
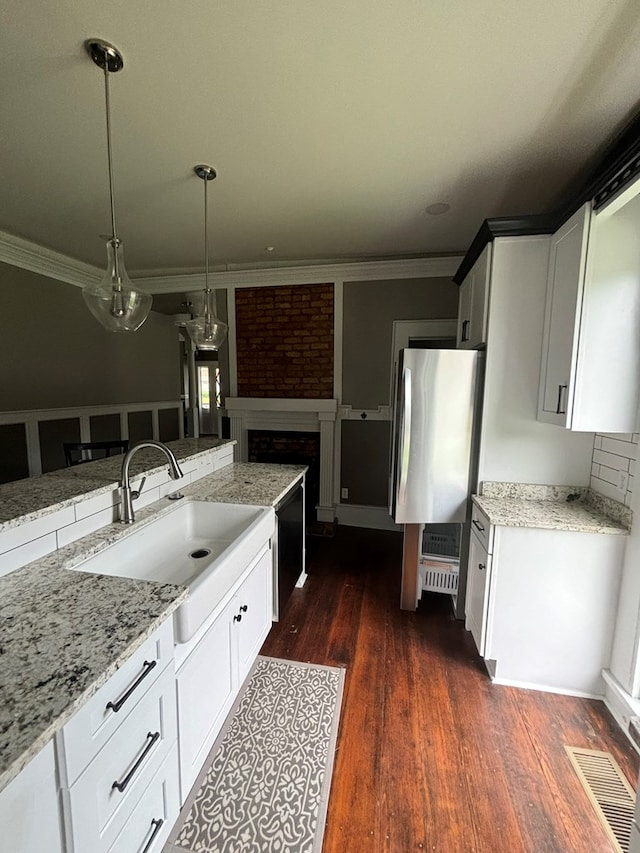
{"left": 71, "top": 500, "right": 275, "bottom": 643}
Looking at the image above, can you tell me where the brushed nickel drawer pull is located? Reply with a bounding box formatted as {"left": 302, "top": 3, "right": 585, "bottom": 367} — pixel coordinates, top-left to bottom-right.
{"left": 141, "top": 818, "right": 164, "bottom": 853}
{"left": 472, "top": 519, "right": 485, "bottom": 532}
{"left": 112, "top": 731, "right": 160, "bottom": 793}
{"left": 106, "top": 660, "right": 157, "bottom": 713}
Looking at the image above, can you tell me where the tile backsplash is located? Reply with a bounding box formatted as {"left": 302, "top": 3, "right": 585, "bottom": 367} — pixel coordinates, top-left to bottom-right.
{"left": 590, "top": 433, "right": 638, "bottom": 507}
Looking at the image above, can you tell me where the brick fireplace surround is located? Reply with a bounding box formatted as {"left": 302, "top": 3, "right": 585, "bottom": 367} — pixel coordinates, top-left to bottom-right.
{"left": 225, "top": 397, "right": 338, "bottom": 522}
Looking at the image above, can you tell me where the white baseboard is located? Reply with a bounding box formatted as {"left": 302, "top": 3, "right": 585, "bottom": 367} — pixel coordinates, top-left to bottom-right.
{"left": 602, "top": 668, "right": 640, "bottom": 754}
{"left": 316, "top": 506, "right": 336, "bottom": 523}
{"left": 490, "top": 674, "right": 603, "bottom": 700}
{"left": 335, "top": 504, "right": 402, "bottom": 531}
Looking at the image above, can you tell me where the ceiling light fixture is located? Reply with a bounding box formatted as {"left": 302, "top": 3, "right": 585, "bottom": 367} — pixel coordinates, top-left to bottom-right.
{"left": 185, "top": 165, "right": 228, "bottom": 351}
{"left": 425, "top": 202, "right": 451, "bottom": 216}
{"left": 82, "top": 39, "right": 152, "bottom": 332}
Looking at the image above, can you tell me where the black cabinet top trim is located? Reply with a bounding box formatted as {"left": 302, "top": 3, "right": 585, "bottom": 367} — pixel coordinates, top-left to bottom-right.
{"left": 453, "top": 110, "right": 640, "bottom": 284}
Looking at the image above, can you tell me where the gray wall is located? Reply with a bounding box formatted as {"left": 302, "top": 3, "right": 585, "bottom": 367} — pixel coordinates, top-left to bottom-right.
{"left": 340, "top": 277, "right": 458, "bottom": 507}
{"left": 0, "top": 263, "right": 181, "bottom": 411}
{"left": 341, "top": 277, "right": 458, "bottom": 409}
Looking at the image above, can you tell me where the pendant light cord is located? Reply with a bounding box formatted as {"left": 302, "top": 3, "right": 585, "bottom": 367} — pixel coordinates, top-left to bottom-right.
{"left": 103, "top": 65, "right": 121, "bottom": 284}
{"left": 203, "top": 171, "right": 212, "bottom": 316}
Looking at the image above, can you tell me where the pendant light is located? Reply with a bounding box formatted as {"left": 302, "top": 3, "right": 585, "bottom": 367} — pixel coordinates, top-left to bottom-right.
{"left": 82, "top": 39, "right": 152, "bottom": 332}
{"left": 185, "top": 165, "right": 228, "bottom": 351}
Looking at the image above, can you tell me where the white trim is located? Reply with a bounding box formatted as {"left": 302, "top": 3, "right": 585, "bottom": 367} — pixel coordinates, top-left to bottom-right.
{"left": 136, "top": 257, "right": 462, "bottom": 293}
{"left": 226, "top": 397, "right": 337, "bottom": 414}
{"left": 490, "top": 675, "right": 604, "bottom": 700}
{"left": 602, "top": 668, "right": 640, "bottom": 753}
{"left": 389, "top": 319, "right": 458, "bottom": 407}
{"left": 333, "top": 280, "right": 344, "bottom": 404}
{"left": 226, "top": 398, "right": 337, "bottom": 522}
{"left": 339, "top": 405, "right": 391, "bottom": 421}
{"left": 0, "top": 401, "right": 183, "bottom": 424}
{"left": 0, "top": 230, "right": 101, "bottom": 288}
{"left": 335, "top": 504, "right": 401, "bottom": 531}
{"left": 0, "top": 230, "right": 460, "bottom": 293}
{"left": 0, "top": 400, "right": 183, "bottom": 477}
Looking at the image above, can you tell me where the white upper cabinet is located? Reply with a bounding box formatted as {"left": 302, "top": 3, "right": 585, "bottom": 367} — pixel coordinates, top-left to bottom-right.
{"left": 457, "top": 243, "right": 492, "bottom": 349}
{"left": 538, "top": 190, "right": 640, "bottom": 432}
{"left": 537, "top": 204, "right": 590, "bottom": 426}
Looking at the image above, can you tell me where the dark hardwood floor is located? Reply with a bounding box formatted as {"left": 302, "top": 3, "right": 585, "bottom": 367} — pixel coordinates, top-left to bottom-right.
{"left": 261, "top": 525, "right": 639, "bottom": 853}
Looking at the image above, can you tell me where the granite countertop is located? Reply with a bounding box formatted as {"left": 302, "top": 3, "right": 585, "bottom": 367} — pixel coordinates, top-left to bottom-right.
{"left": 474, "top": 482, "right": 632, "bottom": 535}
{"left": 0, "top": 459, "right": 305, "bottom": 794}
{"left": 184, "top": 462, "right": 306, "bottom": 507}
{"left": 0, "top": 560, "right": 187, "bottom": 794}
{"left": 0, "top": 437, "right": 233, "bottom": 530}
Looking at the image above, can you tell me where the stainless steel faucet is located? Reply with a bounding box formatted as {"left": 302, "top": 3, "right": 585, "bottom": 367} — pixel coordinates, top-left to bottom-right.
{"left": 119, "top": 440, "right": 184, "bottom": 524}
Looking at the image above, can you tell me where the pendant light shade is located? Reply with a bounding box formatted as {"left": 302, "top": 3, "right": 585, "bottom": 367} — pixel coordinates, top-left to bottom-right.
{"left": 82, "top": 39, "right": 152, "bottom": 332}
{"left": 185, "top": 165, "right": 228, "bottom": 351}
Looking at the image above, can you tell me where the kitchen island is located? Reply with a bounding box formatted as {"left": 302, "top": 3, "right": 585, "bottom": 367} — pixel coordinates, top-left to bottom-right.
{"left": 0, "top": 444, "right": 306, "bottom": 853}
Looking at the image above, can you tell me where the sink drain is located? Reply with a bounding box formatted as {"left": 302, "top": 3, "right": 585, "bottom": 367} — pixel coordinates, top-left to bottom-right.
{"left": 190, "top": 548, "right": 211, "bottom": 559}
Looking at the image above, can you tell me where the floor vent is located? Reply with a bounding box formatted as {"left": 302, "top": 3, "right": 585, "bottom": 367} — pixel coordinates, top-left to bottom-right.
{"left": 565, "top": 746, "right": 636, "bottom": 852}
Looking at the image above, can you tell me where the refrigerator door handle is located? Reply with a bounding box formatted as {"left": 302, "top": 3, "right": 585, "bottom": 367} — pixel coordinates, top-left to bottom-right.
{"left": 398, "top": 366, "right": 412, "bottom": 505}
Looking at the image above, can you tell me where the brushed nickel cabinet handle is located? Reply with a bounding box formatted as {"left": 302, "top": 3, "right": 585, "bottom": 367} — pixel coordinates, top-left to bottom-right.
{"left": 106, "top": 659, "right": 157, "bottom": 713}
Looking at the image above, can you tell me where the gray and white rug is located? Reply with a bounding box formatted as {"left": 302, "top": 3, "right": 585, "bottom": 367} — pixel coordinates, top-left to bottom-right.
{"left": 169, "top": 656, "right": 345, "bottom": 853}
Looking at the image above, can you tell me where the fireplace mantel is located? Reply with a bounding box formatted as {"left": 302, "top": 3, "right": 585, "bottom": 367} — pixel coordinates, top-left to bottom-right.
{"left": 225, "top": 398, "right": 338, "bottom": 521}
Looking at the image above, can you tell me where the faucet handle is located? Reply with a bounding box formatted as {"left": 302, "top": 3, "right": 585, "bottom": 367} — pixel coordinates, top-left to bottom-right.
{"left": 131, "top": 476, "right": 147, "bottom": 500}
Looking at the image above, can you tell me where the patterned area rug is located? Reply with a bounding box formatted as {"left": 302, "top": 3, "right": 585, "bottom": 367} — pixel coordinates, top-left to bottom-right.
{"left": 168, "top": 656, "right": 345, "bottom": 853}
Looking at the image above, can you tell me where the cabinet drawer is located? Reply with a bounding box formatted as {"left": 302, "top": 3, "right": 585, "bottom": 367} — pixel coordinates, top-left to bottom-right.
{"left": 107, "top": 744, "right": 180, "bottom": 853}
{"left": 64, "top": 664, "right": 177, "bottom": 853}
{"left": 59, "top": 618, "right": 174, "bottom": 786}
{"left": 470, "top": 504, "right": 493, "bottom": 553}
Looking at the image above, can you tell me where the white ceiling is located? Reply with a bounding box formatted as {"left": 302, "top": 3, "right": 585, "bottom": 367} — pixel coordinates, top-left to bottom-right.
{"left": 2, "top": 0, "right": 640, "bottom": 275}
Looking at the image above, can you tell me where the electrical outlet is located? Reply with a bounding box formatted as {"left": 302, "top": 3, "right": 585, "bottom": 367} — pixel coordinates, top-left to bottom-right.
{"left": 619, "top": 470, "right": 629, "bottom": 492}
{"left": 341, "top": 487, "right": 349, "bottom": 500}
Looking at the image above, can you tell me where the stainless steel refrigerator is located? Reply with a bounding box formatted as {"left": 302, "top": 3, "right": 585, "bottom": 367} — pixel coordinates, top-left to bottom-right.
{"left": 389, "top": 348, "right": 482, "bottom": 610}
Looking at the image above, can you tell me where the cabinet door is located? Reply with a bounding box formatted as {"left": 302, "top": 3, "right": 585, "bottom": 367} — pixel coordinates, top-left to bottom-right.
{"left": 234, "top": 547, "right": 273, "bottom": 685}
{"left": 0, "top": 743, "right": 63, "bottom": 853}
{"left": 457, "top": 245, "right": 491, "bottom": 349}
{"left": 537, "top": 203, "right": 591, "bottom": 426}
{"left": 456, "top": 277, "right": 473, "bottom": 348}
{"left": 464, "top": 530, "right": 492, "bottom": 656}
{"left": 175, "top": 595, "right": 235, "bottom": 801}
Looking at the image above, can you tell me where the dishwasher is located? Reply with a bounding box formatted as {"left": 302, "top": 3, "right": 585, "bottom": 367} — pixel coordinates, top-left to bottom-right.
{"left": 273, "top": 479, "right": 305, "bottom": 619}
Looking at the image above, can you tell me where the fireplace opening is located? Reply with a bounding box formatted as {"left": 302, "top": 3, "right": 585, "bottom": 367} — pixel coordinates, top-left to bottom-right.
{"left": 248, "top": 430, "right": 320, "bottom": 521}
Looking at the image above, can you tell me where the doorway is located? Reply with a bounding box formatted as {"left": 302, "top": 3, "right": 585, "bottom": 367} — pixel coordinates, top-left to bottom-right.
{"left": 197, "top": 361, "right": 222, "bottom": 436}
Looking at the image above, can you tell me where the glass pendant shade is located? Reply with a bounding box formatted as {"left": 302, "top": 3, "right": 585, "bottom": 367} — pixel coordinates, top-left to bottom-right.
{"left": 185, "top": 288, "right": 228, "bottom": 350}
{"left": 83, "top": 39, "right": 152, "bottom": 332}
{"left": 187, "top": 164, "right": 229, "bottom": 351}
{"left": 83, "top": 238, "right": 152, "bottom": 332}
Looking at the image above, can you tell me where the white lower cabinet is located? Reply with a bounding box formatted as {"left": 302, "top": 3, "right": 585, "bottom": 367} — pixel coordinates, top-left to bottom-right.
{"left": 107, "top": 745, "right": 180, "bottom": 853}
{"left": 0, "top": 742, "right": 63, "bottom": 853}
{"left": 465, "top": 527, "right": 492, "bottom": 656}
{"left": 57, "top": 620, "right": 180, "bottom": 853}
{"left": 465, "top": 514, "right": 625, "bottom": 695}
{"left": 176, "top": 543, "right": 273, "bottom": 801}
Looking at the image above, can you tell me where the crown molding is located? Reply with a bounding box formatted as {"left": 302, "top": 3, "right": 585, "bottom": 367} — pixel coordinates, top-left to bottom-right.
{"left": 0, "top": 230, "right": 101, "bottom": 288}
{"left": 135, "top": 256, "right": 463, "bottom": 293}
{"left": 0, "top": 229, "right": 462, "bottom": 292}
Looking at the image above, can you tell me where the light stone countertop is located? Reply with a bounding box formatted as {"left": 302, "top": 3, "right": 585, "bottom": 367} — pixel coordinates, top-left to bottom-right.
{"left": 184, "top": 462, "right": 306, "bottom": 508}
{"left": 0, "top": 459, "right": 305, "bottom": 794}
{"left": 474, "top": 481, "right": 631, "bottom": 535}
{"left": 0, "top": 437, "right": 233, "bottom": 530}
